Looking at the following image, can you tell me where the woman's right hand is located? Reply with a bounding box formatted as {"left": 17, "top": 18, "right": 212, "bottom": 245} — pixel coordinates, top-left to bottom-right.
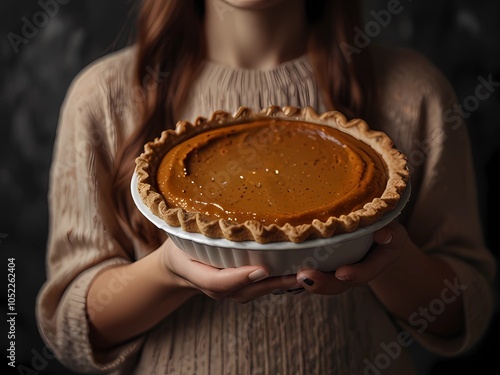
{"left": 160, "top": 238, "right": 301, "bottom": 303}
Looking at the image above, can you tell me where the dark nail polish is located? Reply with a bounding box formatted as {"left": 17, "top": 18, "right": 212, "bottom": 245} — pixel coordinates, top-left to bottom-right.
{"left": 302, "top": 278, "right": 315, "bottom": 286}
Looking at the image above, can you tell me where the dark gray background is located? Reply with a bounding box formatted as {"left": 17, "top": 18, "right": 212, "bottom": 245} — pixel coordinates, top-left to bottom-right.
{"left": 1, "top": 1, "right": 499, "bottom": 374}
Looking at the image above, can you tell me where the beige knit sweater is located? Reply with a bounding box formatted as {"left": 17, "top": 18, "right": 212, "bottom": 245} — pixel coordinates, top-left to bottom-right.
{"left": 36, "top": 45, "right": 497, "bottom": 375}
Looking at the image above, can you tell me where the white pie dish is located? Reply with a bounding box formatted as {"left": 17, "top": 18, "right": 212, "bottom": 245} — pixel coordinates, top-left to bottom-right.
{"left": 131, "top": 172, "right": 411, "bottom": 276}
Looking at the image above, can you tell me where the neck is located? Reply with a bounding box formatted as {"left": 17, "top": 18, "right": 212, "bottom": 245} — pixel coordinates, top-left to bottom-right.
{"left": 204, "top": 0, "right": 308, "bottom": 70}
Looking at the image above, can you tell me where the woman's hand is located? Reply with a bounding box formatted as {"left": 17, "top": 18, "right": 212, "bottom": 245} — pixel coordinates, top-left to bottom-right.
{"left": 161, "top": 238, "right": 301, "bottom": 303}
{"left": 296, "top": 220, "right": 408, "bottom": 294}
{"left": 295, "top": 220, "right": 464, "bottom": 335}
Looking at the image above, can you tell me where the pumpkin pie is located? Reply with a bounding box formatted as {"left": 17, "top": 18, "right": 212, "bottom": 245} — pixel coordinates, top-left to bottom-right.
{"left": 135, "top": 106, "right": 409, "bottom": 243}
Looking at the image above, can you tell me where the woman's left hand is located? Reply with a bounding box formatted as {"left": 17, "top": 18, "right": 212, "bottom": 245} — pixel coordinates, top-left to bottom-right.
{"left": 296, "top": 220, "right": 409, "bottom": 295}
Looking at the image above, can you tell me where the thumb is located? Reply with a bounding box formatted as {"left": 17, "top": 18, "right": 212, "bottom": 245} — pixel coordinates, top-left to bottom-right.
{"left": 167, "top": 241, "right": 270, "bottom": 293}
{"left": 192, "top": 262, "right": 270, "bottom": 293}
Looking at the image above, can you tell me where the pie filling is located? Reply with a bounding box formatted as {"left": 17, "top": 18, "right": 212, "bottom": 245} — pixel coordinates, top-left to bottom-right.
{"left": 156, "top": 119, "right": 388, "bottom": 226}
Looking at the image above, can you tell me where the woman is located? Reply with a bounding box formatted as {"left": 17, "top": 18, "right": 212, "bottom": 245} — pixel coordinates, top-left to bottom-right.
{"left": 36, "top": 0, "right": 496, "bottom": 374}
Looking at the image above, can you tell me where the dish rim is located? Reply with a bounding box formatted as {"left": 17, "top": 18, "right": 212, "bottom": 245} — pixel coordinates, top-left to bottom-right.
{"left": 131, "top": 171, "right": 411, "bottom": 251}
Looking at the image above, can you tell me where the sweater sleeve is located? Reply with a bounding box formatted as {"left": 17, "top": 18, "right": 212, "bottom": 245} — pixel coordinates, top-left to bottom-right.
{"left": 35, "top": 48, "right": 145, "bottom": 373}
{"left": 376, "top": 46, "right": 497, "bottom": 357}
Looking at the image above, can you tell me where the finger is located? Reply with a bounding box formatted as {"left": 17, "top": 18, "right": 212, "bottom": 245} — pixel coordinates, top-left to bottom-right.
{"left": 229, "top": 274, "right": 301, "bottom": 303}
{"left": 334, "top": 247, "right": 399, "bottom": 284}
{"left": 335, "top": 221, "right": 409, "bottom": 283}
{"left": 373, "top": 220, "right": 408, "bottom": 249}
{"left": 296, "top": 269, "right": 352, "bottom": 295}
{"left": 167, "top": 244, "right": 270, "bottom": 294}
{"left": 192, "top": 261, "right": 270, "bottom": 291}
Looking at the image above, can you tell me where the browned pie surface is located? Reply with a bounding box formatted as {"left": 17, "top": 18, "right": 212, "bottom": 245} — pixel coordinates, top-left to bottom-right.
{"left": 156, "top": 119, "right": 388, "bottom": 226}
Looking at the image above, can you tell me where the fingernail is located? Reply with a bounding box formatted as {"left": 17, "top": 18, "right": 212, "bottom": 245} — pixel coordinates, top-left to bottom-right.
{"left": 336, "top": 274, "right": 351, "bottom": 282}
{"left": 380, "top": 233, "right": 392, "bottom": 245}
{"left": 300, "top": 278, "right": 315, "bottom": 286}
{"left": 249, "top": 269, "right": 268, "bottom": 282}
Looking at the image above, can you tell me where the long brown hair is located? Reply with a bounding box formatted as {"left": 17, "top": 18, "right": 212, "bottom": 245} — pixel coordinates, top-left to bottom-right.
{"left": 112, "top": 0, "right": 374, "bottom": 251}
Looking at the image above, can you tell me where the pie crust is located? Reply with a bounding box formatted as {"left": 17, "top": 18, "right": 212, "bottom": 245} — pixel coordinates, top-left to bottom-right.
{"left": 135, "top": 106, "right": 409, "bottom": 243}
